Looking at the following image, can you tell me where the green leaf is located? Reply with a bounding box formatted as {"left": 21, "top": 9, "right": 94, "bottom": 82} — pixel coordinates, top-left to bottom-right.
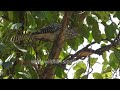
{"left": 63, "top": 42, "right": 68, "bottom": 51}
{"left": 44, "top": 11, "right": 58, "bottom": 23}
{"left": 55, "top": 66, "right": 66, "bottom": 78}
{"left": 0, "top": 11, "right": 3, "bottom": 17}
{"left": 92, "top": 11, "right": 101, "bottom": 20}
{"left": 0, "top": 43, "right": 7, "bottom": 52}
{"left": 77, "top": 35, "right": 84, "bottom": 44}
{"left": 101, "top": 34, "right": 108, "bottom": 43}
{"left": 114, "top": 11, "right": 120, "bottom": 20}
{"left": 67, "top": 33, "right": 84, "bottom": 51}
{"left": 102, "top": 72, "right": 112, "bottom": 79}
{"left": 3, "top": 76, "right": 9, "bottom": 79}
{"left": 67, "top": 37, "right": 79, "bottom": 51}
{"left": 73, "top": 61, "right": 86, "bottom": 70}
{"left": 109, "top": 11, "right": 114, "bottom": 14}
{"left": 101, "top": 34, "right": 107, "bottom": 39}
{"left": 102, "top": 52, "right": 107, "bottom": 60}
{"left": 109, "top": 52, "right": 119, "bottom": 70}
{"left": 113, "top": 49, "right": 120, "bottom": 60}
{"left": 90, "top": 58, "right": 98, "bottom": 66}
{"left": 96, "top": 11, "right": 110, "bottom": 22}
{"left": 15, "top": 64, "right": 24, "bottom": 77}
{"left": 31, "top": 11, "right": 44, "bottom": 18}
{"left": 93, "top": 72, "right": 103, "bottom": 79}
{"left": 101, "top": 44, "right": 106, "bottom": 47}
{"left": 26, "top": 65, "right": 38, "bottom": 79}
{"left": 18, "top": 72, "right": 31, "bottom": 79}
{"left": 81, "top": 75, "right": 88, "bottom": 79}
{"left": 0, "top": 65, "right": 3, "bottom": 70}
{"left": 88, "top": 32, "right": 93, "bottom": 42}
{"left": 2, "top": 19, "right": 10, "bottom": 30}
{"left": 102, "top": 52, "right": 108, "bottom": 65}
{"left": 55, "top": 67, "right": 63, "bottom": 78}
{"left": 102, "top": 64, "right": 107, "bottom": 72}
{"left": 60, "top": 51, "right": 68, "bottom": 60}
{"left": 86, "top": 16, "right": 96, "bottom": 26}
{"left": 105, "top": 23, "right": 117, "bottom": 39}
{"left": 31, "top": 11, "right": 59, "bottom": 24}
{"left": 74, "top": 68, "right": 86, "bottom": 79}
{"left": 79, "top": 25, "right": 90, "bottom": 39}
{"left": 23, "top": 53, "right": 35, "bottom": 61}
{"left": 8, "top": 11, "right": 13, "bottom": 22}
{"left": 102, "top": 66, "right": 111, "bottom": 74}
{"left": 92, "top": 23, "right": 102, "bottom": 43}
{"left": 27, "top": 12, "right": 37, "bottom": 29}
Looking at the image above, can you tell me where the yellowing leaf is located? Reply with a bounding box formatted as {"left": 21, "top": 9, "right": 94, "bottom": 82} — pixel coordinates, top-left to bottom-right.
{"left": 93, "top": 72, "right": 103, "bottom": 79}
{"left": 73, "top": 61, "right": 86, "bottom": 70}
{"left": 90, "top": 58, "right": 98, "bottom": 66}
{"left": 74, "top": 68, "right": 86, "bottom": 79}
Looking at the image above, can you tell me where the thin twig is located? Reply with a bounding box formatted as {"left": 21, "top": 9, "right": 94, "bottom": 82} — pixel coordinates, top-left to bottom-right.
{"left": 87, "top": 56, "right": 91, "bottom": 76}
{"left": 66, "top": 62, "right": 77, "bottom": 79}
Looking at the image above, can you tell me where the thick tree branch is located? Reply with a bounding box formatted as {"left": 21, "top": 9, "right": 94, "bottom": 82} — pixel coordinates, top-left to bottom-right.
{"left": 39, "top": 11, "right": 72, "bottom": 79}
{"left": 48, "top": 12, "right": 71, "bottom": 59}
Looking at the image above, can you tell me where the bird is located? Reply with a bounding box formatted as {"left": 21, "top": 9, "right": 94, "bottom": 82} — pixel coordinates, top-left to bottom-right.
{"left": 10, "top": 23, "right": 79, "bottom": 43}
{"left": 75, "top": 48, "right": 95, "bottom": 60}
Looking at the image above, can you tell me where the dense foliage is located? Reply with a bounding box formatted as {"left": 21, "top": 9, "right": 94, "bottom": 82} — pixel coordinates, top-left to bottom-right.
{"left": 0, "top": 11, "right": 120, "bottom": 79}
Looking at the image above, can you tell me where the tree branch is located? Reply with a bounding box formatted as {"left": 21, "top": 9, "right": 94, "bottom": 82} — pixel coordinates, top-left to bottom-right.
{"left": 48, "top": 12, "right": 71, "bottom": 59}
{"left": 60, "top": 38, "right": 115, "bottom": 69}
{"left": 39, "top": 11, "right": 72, "bottom": 79}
